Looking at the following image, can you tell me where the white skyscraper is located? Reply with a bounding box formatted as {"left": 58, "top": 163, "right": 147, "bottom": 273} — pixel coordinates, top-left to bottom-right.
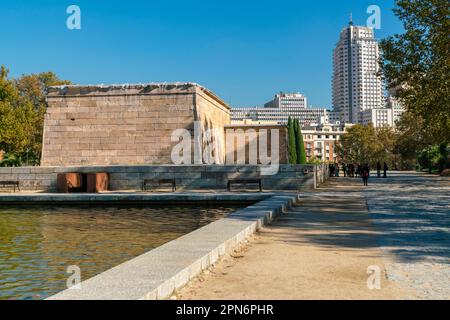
{"left": 332, "top": 21, "right": 385, "bottom": 124}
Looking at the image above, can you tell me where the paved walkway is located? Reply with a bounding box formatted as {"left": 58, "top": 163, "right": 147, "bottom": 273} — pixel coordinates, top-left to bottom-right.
{"left": 177, "top": 172, "right": 449, "bottom": 300}
{"left": 364, "top": 172, "right": 450, "bottom": 299}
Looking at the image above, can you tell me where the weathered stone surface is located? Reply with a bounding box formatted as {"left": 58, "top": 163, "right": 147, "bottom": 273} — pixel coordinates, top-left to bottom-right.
{"left": 42, "top": 83, "right": 231, "bottom": 166}
{"left": 225, "top": 124, "right": 289, "bottom": 164}
{"left": 0, "top": 164, "right": 327, "bottom": 191}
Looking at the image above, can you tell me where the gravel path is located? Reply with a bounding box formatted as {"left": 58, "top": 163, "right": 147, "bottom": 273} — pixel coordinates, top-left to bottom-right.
{"left": 364, "top": 172, "right": 450, "bottom": 299}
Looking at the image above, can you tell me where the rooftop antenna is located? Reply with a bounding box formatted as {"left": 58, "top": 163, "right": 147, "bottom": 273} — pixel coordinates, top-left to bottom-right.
{"left": 349, "top": 12, "right": 354, "bottom": 25}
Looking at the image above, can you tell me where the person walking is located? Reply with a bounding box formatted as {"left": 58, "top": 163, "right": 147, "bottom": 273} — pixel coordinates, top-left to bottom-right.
{"left": 335, "top": 163, "right": 340, "bottom": 177}
{"left": 342, "top": 163, "right": 347, "bottom": 177}
{"left": 362, "top": 163, "right": 370, "bottom": 186}
{"left": 383, "top": 162, "right": 388, "bottom": 178}
{"left": 376, "top": 162, "right": 381, "bottom": 178}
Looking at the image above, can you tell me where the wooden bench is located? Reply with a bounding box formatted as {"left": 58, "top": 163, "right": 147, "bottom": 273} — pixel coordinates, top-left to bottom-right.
{"left": 142, "top": 179, "right": 176, "bottom": 192}
{"left": 227, "top": 179, "right": 262, "bottom": 192}
{"left": 0, "top": 180, "right": 20, "bottom": 192}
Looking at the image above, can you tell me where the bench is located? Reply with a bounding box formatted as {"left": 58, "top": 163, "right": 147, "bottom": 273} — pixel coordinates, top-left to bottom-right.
{"left": 142, "top": 179, "right": 176, "bottom": 192}
{"left": 0, "top": 181, "right": 20, "bottom": 192}
{"left": 227, "top": 179, "right": 262, "bottom": 192}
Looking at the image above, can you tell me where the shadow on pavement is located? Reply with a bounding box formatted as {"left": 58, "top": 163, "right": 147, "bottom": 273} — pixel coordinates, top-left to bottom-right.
{"left": 259, "top": 172, "right": 450, "bottom": 264}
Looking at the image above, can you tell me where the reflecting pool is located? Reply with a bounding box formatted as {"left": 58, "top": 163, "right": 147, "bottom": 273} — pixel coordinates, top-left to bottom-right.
{"left": 0, "top": 204, "right": 245, "bottom": 300}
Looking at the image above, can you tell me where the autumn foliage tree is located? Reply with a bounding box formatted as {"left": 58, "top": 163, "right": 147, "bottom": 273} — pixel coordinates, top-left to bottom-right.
{"left": 335, "top": 124, "right": 398, "bottom": 168}
{"left": 0, "top": 66, "right": 70, "bottom": 166}
{"left": 380, "top": 0, "right": 450, "bottom": 146}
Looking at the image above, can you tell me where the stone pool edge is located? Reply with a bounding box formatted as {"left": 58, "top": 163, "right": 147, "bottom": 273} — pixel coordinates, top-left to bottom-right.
{"left": 47, "top": 193, "right": 298, "bottom": 300}
{"left": 0, "top": 192, "right": 274, "bottom": 205}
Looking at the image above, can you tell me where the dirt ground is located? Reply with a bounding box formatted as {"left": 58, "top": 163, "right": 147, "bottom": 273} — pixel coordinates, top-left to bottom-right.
{"left": 174, "top": 179, "right": 418, "bottom": 300}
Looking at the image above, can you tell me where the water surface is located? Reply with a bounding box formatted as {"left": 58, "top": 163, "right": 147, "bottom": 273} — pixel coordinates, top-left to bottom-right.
{"left": 0, "top": 204, "right": 245, "bottom": 300}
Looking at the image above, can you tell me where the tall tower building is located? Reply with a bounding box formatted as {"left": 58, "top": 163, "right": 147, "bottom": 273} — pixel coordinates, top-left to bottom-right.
{"left": 332, "top": 20, "right": 384, "bottom": 123}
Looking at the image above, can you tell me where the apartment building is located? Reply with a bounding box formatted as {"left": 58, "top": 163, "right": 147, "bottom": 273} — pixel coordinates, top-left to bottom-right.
{"left": 332, "top": 21, "right": 384, "bottom": 124}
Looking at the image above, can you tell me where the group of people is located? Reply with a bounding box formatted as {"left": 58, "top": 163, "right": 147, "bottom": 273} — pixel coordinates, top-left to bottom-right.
{"left": 329, "top": 162, "right": 389, "bottom": 186}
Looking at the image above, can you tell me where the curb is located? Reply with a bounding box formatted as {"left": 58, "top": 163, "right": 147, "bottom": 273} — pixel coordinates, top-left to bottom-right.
{"left": 47, "top": 194, "right": 298, "bottom": 300}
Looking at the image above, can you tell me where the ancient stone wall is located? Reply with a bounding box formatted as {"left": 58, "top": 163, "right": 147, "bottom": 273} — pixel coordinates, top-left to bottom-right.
{"left": 224, "top": 124, "right": 289, "bottom": 164}
{"left": 42, "top": 84, "right": 231, "bottom": 166}
{"left": 194, "top": 91, "right": 231, "bottom": 164}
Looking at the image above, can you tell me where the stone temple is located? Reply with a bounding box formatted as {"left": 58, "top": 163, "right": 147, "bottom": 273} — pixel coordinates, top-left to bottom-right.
{"left": 42, "top": 83, "right": 232, "bottom": 166}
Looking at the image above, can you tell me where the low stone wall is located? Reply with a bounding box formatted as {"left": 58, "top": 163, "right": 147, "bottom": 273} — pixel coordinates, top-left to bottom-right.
{"left": 0, "top": 167, "right": 56, "bottom": 191}
{"left": 0, "top": 164, "right": 324, "bottom": 192}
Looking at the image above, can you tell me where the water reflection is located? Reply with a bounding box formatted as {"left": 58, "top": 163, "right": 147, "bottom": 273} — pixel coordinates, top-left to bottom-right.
{"left": 0, "top": 204, "right": 244, "bottom": 300}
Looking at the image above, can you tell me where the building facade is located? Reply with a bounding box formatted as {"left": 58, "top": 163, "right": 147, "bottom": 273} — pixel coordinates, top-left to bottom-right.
{"left": 224, "top": 124, "right": 289, "bottom": 164}
{"left": 386, "top": 96, "right": 405, "bottom": 125}
{"left": 263, "top": 92, "right": 307, "bottom": 109}
{"left": 360, "top": 108, "right": 393, "bottom": 127}
{"left": 302, "top": 124, "right": 350, "bottom": 162}
{"left": 231, "top": 92, "right": 334, "bottom": 126}
{"left": 332, "top": 21, "right": 384, "bottom": 124}
{"left": 42, "top": 83, "right": 231, "bottom": 166}
{"left": 231, "top": 106, "right": 329, "bottom": 126}
{"left": 360, "top": 96, "right": 405, "bottom": 128}
{"left": 230, "top": 119, "right": 349, "bottom": 163}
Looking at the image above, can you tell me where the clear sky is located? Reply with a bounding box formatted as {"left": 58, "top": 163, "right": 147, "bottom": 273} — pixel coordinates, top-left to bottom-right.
{"left": 1, "top": 0, "right": 403, "bottom": 108}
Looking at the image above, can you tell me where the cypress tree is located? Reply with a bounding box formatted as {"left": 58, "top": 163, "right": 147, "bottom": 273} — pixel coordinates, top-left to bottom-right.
{"left": 294, "top": 119, "right": 307, "bottom": 164}
{"left": 287, "top": 117, "right": 297, "bottom": 164}
{"left": 293, "top": 119, "right": 300, "bottom": 163}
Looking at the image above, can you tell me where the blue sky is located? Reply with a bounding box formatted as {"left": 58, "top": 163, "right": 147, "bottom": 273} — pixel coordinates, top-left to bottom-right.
{"left": 1, "top": 0, "right": 403, "bottom": 108}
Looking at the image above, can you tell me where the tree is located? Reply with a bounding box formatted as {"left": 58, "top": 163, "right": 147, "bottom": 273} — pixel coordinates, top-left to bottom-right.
{"left": 294, "top": 119, "right": 307, "bottom": 164}
{"left": 16, "top": 72, "right": 71, "bottom": 111}
{"left": 418, "top": 145, "right": 441, "bottom": 172}
{"left": 0, "top": 153, "right": 23, "bottom": 167}
{"left": 380, "top": 0, "right": 450, "bottom": 145}
{"left": 0, "top": 67, "right": 34, "bottom": 156}
{"left": 335, "top": 124, "right": 397, "bottom": 167}
{"left": 374, "top": 126, "right": 397, "bottom": 165}
{"left": 393, "top": 111, "right": 428, "bottom": 169}
{"left": 437, "top": 143, "right": 449, "bottom": 172}
{"left": 287, "top": 117, "right": 297, "bottom": 164}
{"left": 15, "top": 72, "right": 71, "bottom": 163}
{"left": 0, "top": 66, "right": 71, "bottom": 166}
{"left": 0, "top": 66, "right": 19, "bottom": 104}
